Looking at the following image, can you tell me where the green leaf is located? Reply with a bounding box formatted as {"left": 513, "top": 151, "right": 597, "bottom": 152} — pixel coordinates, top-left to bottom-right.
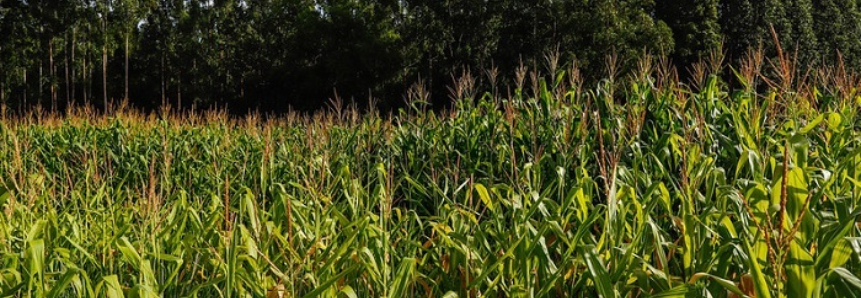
{"left": 786, "top": 241, "right": 815, "bottom": 297}
{"left": 467, "top": 232, "right": 526, "bottom": 288}
{"left": 27, "top": 238, "right": 45, "bottom": 295}
{"left": 650, "top": 285, "right": 690, "bottom": 297}
{"left": 116, "top": 237, "right": 142, "bottom": 269}
{"left": 26, "top": 220, "right": 48, "bottom": 243}
{"left": 300, "top": 267, "right": 355, "bottom": 298}
{"left": 829, "top": 239, "right": 853, "bottom": 269}
{"left": 742, "top": 237, "right": 771, "bottom": 298}
{"left": 816, "top": 213, "right": 858, "bottom": 271}
{"left": 689, "top": 273, "right": 747, "bottom": 298}
{"left": 827, "top": 112, "right": 842, "bottom": 131}
{"left": 339, "top": 285, "right": 357, "bottom": 298}
{"left": 831, "top": 268, "right": 861, "bottom": 291}
{"left": 0, "top": 188, "right": 9, "bottom": 208}
{"left": 46, "top": 268, "right": 80, "bottom": 298}
{"left": 103, "top": 275, "right": 125, "bottom": 298}
{"left": 582, "top": 245, "right": 615, "bottom": 298}
{"left": 473, "top": 183, "right": 495, "bottom": 212}
{"left": 800, "top": 113, "right": 824, "bottom": 134}
{"left": 773, "top": 166, "right": 814, "bottom": 241}
{"left": 244, "top": 188, "right": 260, "bottom": 238}
{"left": 389, "top": 258, "right": 416, "bottom": 298}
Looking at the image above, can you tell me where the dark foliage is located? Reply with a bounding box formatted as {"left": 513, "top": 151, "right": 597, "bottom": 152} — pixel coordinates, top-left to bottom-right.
{"left": 0, "top": 0, "right": 859, "bottom": 113}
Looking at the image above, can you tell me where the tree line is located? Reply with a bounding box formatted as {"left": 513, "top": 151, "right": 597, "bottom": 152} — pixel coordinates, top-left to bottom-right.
{"left": 1, "top": 0, "right": 860, "bottom": 113}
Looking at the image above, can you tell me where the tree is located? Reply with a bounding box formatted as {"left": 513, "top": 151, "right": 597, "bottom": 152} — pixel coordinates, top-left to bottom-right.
{"left": 97, "top": 0, "right": 112, "bottom": 109}
{"left": 399, "top": 0, "right": 503, "bottom": 104}
{"left": 115, "top": 0, "right": 152, "bottom": 101}
{"left": 721, "top": 0, "right": 819, "bottom": 66}
{"left": 3, "top": 0, "right": 861, "bottom": 113}
{"left": 786, "top": 0, "right": 819, "bottom": 65}
{"left": 813, "top": 0, "right": 861, "bottom": 68}
{"left": 656, "top": 0, "right": 721, "bottom": 66}
{"left": 559, "top": 0, "right": 674, "bottom": 77}
{"left": 720, "top": 0, "right": 759, "bottom": 61}
{"left": 493, "top": 0, "right": 557, "bottom": 75}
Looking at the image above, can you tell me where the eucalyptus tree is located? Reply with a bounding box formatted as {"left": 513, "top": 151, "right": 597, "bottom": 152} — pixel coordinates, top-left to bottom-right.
{"left": 207, "top": 0, "right": 253, "bottom": 106}
{"left": 655, "top": 0, "right": 721, "bottom": 67}
{"left": 491, "top": 0, "right": 556, "bottom": 76}
{"left": 557, "top": 0, "right": 674, "bottom": 77}
{"left": 115, "top": 0, "right": 153, "bottom": 101}
{"left": 813, "top": 0, "right": 861, "bottom": 68}
{"left": 0, "top": 3, "right": 5, "bottom": 106}
{"left": 720, "top": 0, "right": 820, "bottom": 67}
{"left": 32, "top": 0, "right": 79, "bottom": 110}
{"left": 1, "top": 1, "right": 25, "bottom": 108}
{"left": 399, "top": 0, "right": 502, "bottom": 103}
{"left": 0, "top": 0, "right": 60, "bottom": 109}
{"left": 96, "top": 0, "right": 113, "bottom": 109}
{"left": 785, "top": 0, "right": 819, "bottom": 65}
{"left": 136, "top": 0, "right": 184, "bottom": 107}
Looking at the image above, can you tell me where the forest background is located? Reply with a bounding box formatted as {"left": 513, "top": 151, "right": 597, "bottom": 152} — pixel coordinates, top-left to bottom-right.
{"left": 1, "top": 0, "right": 859, "bottom": 113}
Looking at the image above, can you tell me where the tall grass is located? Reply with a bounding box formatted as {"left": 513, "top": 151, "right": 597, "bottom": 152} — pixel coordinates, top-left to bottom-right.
{"left": 0, "top": 52, "right": 860, "bottom": 297}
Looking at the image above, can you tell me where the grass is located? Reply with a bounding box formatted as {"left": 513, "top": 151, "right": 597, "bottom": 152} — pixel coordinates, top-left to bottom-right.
{"left": 0, "top": 52, "right": 860, "bottom": 297}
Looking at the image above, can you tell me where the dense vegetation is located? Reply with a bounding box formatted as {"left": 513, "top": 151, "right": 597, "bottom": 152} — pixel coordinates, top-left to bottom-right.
{"left": 0, "top": 52, "right": 860, "bottom": 297}
{"left": 3, "top": 0, "right": 861, "bottom": 112}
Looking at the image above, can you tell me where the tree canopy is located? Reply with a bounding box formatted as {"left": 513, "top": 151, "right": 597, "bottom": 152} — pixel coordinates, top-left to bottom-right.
{"left": 1, "top": 0, "right": 859, "bottom": 113}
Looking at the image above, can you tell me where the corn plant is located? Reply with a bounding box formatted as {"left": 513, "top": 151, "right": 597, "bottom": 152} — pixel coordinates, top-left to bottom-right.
{"left": 0, "top": 56, "right": 859, "bottom": 297}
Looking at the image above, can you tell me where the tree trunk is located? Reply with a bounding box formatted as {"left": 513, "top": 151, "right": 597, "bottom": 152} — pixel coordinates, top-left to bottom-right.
{"left": 23, "top": 69, "right": 27, "bottom": 109}
{"left": 103, "top": 43, "right": 108, "bottom": 111}
{"left": 103, "top": 13, "right": 108, "bottom": 111}
{"left": 50, "top": 38, "right": 57, "bottom": 111}
{"left": 1, "top": 78, "right": 5, "bottom": 119}
{"left": 71, "top": 26, "right": 76, "bottom": 105}
{"left": 178, "top": 75, "right": 182, "bottom": 110}
{"left": 125, "top": 33, "right": 129, "bottom": 101}
{"left": 161, "top": 55, "right": 166, "bottom": 106}
{"left": 1, "top": 74, "right": 5, "bottom": 107}
{"left": 83, "top": 47, "right": 88, "bottom": 105}
{"left": 65, "top": 35, "right": 71, "bottom": 108}
{"left": 39, "top": 58, "right": 43, "bottom": 106}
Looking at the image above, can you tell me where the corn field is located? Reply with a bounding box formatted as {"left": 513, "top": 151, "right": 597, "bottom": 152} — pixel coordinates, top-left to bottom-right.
{"left": 0, "top": 56, "right": 860, "bottom": 297}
